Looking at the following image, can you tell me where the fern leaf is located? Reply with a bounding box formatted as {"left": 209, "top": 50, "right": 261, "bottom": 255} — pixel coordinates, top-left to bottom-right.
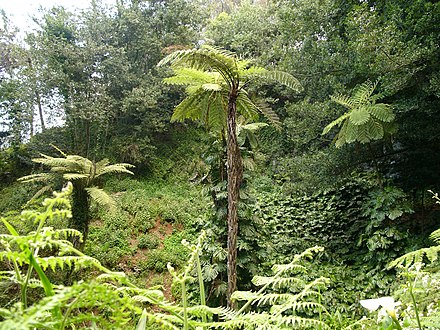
{"left": 278, "top": 315, "right": 330, "bottom": 329}
{"left": 330, "top": 94, "right": 355, "bottom": 109}
{"left": 365, "top": 118, "right": 384, "bottom": 141}
{"left": 236, "top": 93, "right": 259, "bottom": 122}
{"left": 322, "top": 112, "right": 350, "bottom": 135}
{"left": 202, "top": 83, "right": 222, "bottom": 91}
{"left": 256, "top": 100, "right": 282, "bottom": 130}
{"left": 164, "top": 68, "right": 217, "bottom": 86}
{"left": 171, "top": 89, "right": 207, "bottom": 122}
{"left": 251, "top": 70, "right": 303, "bottom": 92}
{"left": 367, "top": 103, "right": 395, "bottom": 122}
{"left": 85, "top": 187, "right": 116, "bottom": 210}
{"left": 353, "top": 80, "right": 377, "bottom": 105}
{"left": 231, "top": 291, "right": 260, "bottom": 301}
{"left": 430, "top": 228, "right": 440, "bottom": 244}
{"left": 18, "top": 173, "right": 54, "bottom": 183}
{"left": 63, "top": 173, "right": 89, "bottom": 181}
{"left": 388, "top": 245, "right": 440, "bottom": 268}
{"left": 94, "top": 164, "right": 135, "bottom": 178}
{"left": 158, "top": 46, "right": 237, "bottom": 86}
{"left": 349, "top": 107, "right": 370, "bottom": 126}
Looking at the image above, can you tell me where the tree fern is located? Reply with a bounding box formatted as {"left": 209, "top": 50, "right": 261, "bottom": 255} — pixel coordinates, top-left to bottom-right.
{"left": 18, "top": 147, "right": 134, "bottom": 246}
{"left": 159, "top": 46, "right": 302, "bottom": 306}
{"left": 323, "top": 80, "right": 395, "bottom": 147}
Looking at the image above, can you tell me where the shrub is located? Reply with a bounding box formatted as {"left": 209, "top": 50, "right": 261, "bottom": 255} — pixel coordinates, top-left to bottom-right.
{"left": 134, "top": 209, "right": 155, "bottom": 233}
{"left": 138, "top": 234, "right": 160, "bottom": 249}
{"left": 86, "top": 227, "right": 132, "bottom": 268}
{"left": 140, "top": 249, "right": 174, "bottom": 273}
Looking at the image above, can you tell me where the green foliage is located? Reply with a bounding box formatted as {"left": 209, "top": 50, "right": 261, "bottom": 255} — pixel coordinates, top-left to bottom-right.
{"left": 114, "top": 177, "right": 211, "bottom": 230}
{"left": 252, "top": 179, "right": 370, "bottom": 259}
{"left": 359, "top": 186, "right": 413, "bottom": 267}
{"left": 159, "top": 44, "right": 301, "bottom": 134}
{"left": 393, "top": 263, "right": 440, "bottom": 329}
{"left": 323, "top": 80, "right": 396, "bottom": 147}
{"left": 85, "top": 209, "right": 132, "bottom": 268}
{"left": 388, "top": 191, "right": 440, "bottom": 269}
{"left": 19, "top": 147, "right": 134, "bottom": 244}
{"left": 0, "top": 185, "right": 177, "bottom": 329}
{"left": 138, "top": 234, "right": 160, "bottom": 250}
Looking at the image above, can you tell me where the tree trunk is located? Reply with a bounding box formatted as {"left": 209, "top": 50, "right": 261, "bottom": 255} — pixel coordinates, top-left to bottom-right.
{"left": 35, "top": 91, "right": 46, "bottom": 132}
{"left": 69, "top": 185, "right": 90, "bottom": 250}
{"left": 226, "top": 89, "right": 242, "bottom": 309}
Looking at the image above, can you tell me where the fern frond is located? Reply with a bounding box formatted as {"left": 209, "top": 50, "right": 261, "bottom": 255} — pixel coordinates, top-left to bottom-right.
{"left": 17, "top": 173, "right": 54, "bottom": 183}
{"left": 349, "top": 107, "right": 371, "bottom": 126}
{"left": 388, "top": 245, "right": 440, "bottom": 269}
{"left": 353, "top": 80, "right": 378, "bottom": 105}
{"left": 62, "top": 173, "right": 89, "bottom": 180}
{"left": 94, "top": 164, "right": 135, "bottom": 178}
{"left": 163, "top": 67, "right": 216, "bottom": 86}
{"left": 322, "top": 112, "right": 350, "bottom": 135}
{"left": 85, "top": 187, "right": 116, "bottom": 209}
{"left": 203, "top": 91, "right": 227, "bottom": 132}
{"left": 236, "top": 92, "right": 259, "bottom": 122}
{"left": 365, "top": 118, "right": 384, "bottom": 141}
{"left": 158, "top": 45, "right": 237, "bottom": 86}
{"left": 271, "top": 263, "right": 307, "bottom": 274}
{"left": 430, "top": 228, "right": 440, "bottom": 244}
{"left": 256, "top": 100, "right": 282, "bottom": 130}
{"left": 367, "top": 103, "right": 395, "bottom": 122}
{"left": 250, "top": 70, "right": 303, "bottom": 92}
{"left": 277, "top": 315, "right": 330, "bottom": 329}
{"left": 330, "top": 94, "right": 355, "bottom": 109}
{"left": 171, "top": 88, "right": 208, "bottom": 122}
{"left": 202, "top": 83, "right": 222, "bottom": 91}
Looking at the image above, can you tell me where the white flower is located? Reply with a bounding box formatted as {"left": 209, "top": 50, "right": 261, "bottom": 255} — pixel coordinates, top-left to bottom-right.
{"left": 360, "top": 297, "right": 395, "bottom": 312}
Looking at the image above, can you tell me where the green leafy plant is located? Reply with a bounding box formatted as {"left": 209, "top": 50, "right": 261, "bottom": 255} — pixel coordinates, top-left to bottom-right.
{"left": 323, "top": 80, "right": 396, "bottom": 147}
{"left": 18, "top": 146, "right": 134, "bottom": 247}
{"left": 0, "top": 184, "right": 336, "bottom": 329}
{"left": 358, "top": 186, "right": 413, "bottom": 267}
{"left": 138, "top": 233, "right": 160, "bottom": 250}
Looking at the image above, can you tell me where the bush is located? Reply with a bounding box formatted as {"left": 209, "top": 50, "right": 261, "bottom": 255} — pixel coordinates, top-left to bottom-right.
{"left": 140, "top": 249, "right": 174, "bottom": 273}
{"left": 252, "top": 179, "right": 370, "bottom": 260}
{"left": 138, "top": 234, "right": 160, "bottom": 249}
{"left": 134, "top": 209, "right": 155, "bottom": 233}
{"left": 86, "top": 227, "right": 132, "bottom": 268}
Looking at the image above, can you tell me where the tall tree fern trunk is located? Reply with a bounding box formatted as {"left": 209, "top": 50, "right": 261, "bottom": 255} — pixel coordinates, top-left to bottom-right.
{"left": 69, "top": 185, "right": 90, "bottom": 250}
{"left": 226, "top": 90, "right": 243, "bottom": 309}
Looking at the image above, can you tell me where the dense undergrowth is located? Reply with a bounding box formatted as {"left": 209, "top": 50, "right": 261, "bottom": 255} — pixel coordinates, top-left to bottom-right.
{"left": 0, "top": 184, "right": 439, "bottom": 329}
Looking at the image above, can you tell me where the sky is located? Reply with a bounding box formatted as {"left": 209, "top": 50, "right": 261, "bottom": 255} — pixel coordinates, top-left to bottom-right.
{"left": 1, "top": 0, "right": 114, "bottom": 32}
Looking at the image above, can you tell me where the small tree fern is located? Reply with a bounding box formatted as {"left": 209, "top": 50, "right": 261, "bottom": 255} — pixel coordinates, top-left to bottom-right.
{"left": 18, "top": 146, "right": 134, "bottom": 247}
{"left": 323, "top": 80, "right": 396, "bottom": 147}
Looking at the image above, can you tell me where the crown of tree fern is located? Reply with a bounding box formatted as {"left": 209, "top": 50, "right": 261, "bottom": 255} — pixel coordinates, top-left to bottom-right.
{"left": 323, "top": 80, "right": 396, "bottom": 147}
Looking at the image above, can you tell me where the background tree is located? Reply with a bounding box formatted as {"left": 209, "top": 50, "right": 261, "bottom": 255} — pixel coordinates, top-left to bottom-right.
{"left": 158, "top": 45, "right": 301, "bottom": 307}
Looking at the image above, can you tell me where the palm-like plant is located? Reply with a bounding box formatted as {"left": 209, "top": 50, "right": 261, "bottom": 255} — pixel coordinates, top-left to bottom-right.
{"left": 19, "top": 147, "right": 134, "bottom": 247}
{"left": 323, "top": 80, "right": 396, "bottom": 147}
{"left": 158, "top": 45, "right": 302, "bottom": 307}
